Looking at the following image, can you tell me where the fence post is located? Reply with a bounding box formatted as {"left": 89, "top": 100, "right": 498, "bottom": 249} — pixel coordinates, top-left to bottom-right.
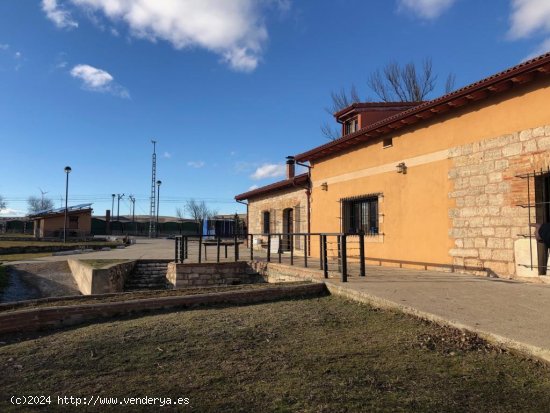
{"left": 278, "top": 234, "right": 282, "bottom": 263}
{"left": 341, "top": 234, "right": 347, "bottom": 282}
{"left": 250, "top": 234, "right": 254, "bottom": 261}
{"left": 185, "top": 236, "right": 188, "bottom": 259}
{"left": 175, "top": 237, "right": 179, "bottom": 262}
{"left": 319, "top": 234, "right": 323, "bottom": 270}
{"left": 304, "top": 234, "right": 308, "bottom": 268}
{"left": 217, "top": 237, "right": 221, "bottom": 263}
{"left": 290, "top": 234, "right": 294, "bottom": 266}
{"left": 359, "top": 231, "right": 365, "bottom": 277}
{"left": 267, "top": 235, "right": 271, "bottom": 262}
{"left": 337, "top": 236, "right": 342, "bottom": 272}
{"left": 322, "top": 234, "right": 328, "bottom": 279}
{"left": 234, "top": 232, "right": 239, "bottom": 261}
{"left": 198, "top": 235, "right": 202, "bottom": 264}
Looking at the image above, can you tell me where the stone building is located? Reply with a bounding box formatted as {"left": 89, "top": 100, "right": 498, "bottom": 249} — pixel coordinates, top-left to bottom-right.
{"left": 235, "top": 160, "right": 309, "bottom": 254}
{"left": 236, "top": 52, "right": 550, "bottom": 279}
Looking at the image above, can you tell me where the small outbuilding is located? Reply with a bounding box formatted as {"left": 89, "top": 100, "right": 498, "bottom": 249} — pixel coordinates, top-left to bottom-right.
{"left": 29, "top": 203, "right": 93, "bottom": 239}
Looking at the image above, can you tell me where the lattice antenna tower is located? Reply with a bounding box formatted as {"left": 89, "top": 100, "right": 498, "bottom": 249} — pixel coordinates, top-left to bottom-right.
{"left": 148, "top": 140, "right": 157, "bottom": 238}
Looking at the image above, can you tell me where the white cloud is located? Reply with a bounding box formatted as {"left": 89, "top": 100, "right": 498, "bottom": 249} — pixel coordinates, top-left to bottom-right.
{"left": 163, "top": 151, "right": 172, "bottom": 159}
{"left": 187, "top": 160, "right": 205, "bottom": 168}
{"left": 398, "top": 0, "right": 456, "bottom": 19}
{"left": 0, "top": 44, "right": 9, "bottom": 51}
{"left": 0, "top": 208, "right": 23, "bottom": 216}
{"left": 248, "top": 184, "right": 259, "bottom": 191}
{"left": 42, "top": 0, "right": 78, "bottom": 29}
{"left": 509, "top": 0, "right": 550, "bottom": 39}
{"left": 14, "top": 51, "right": 22, "bottom": 59}
{"left": 70, "top": 64, "right": 129, "bottom": 98}
{"left": 61, "top": 0, "right": 270, "bottom": 71}
{"left": 251, "top": 163, "right": 285, "bottom": 180}
{"left": 508, "top": 0, "right": 550, "bottom": 60}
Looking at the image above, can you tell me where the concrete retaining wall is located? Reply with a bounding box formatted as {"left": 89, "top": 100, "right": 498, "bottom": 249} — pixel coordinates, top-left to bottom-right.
{"left": 67, "top": 259, "right": 136, "bottom": 295}
{"left": 0, "top": 284, "right": 326, "bottom": 334}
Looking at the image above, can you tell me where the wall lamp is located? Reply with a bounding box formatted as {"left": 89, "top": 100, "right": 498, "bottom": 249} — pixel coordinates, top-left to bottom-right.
{"left": 321, "top": 182, "right": 328, "bottom": 191}
{"left": 396, "top": 162, "right": 407, "bottom": 174}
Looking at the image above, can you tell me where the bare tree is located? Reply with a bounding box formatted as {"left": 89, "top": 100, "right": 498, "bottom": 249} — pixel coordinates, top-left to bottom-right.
{"left": 183, "top": 199, "right": 218, "bottom": 225}
{"left": 368, "top": 58, "right": 455, "bottom": 102}
{"left": 27, "top": 195, "right": 54, "bottom": 214}
{"left": 321, "top": 85, "right": 362, "bottom": 140}
{"left": 322, "top": 58, "right": 456, "bottom": 141}
{"left": 0, "top": 195, "right": 6, "bottom": 211}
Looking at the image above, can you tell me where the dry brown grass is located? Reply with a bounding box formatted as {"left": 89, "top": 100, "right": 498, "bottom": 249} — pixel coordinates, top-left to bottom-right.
{"left": 2, "top": 296, "right": 550, "bottom": 412}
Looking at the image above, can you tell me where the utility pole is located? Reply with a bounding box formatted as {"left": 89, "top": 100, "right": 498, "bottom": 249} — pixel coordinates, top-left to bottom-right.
{"left": 149, "top": 140, "right": 157, "bottom": 238}
{"left": 111, "top": 194, "right": 115, "bottom": 219}
{"left": 117, "top": 193, "right": 125, "bottom": 221}
{"left": 129, "top": 195, "right": 136, "bottom": 235}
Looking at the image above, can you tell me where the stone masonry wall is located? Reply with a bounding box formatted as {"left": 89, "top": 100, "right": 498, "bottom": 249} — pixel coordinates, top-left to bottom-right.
{"left": 248, "top": 186, "right": 308, "bottom": 251}
{"left": 167, "top": 261, "right": 262, "bottom": 288}
{"left": 448, "top": 125, "right": 550, "bottom": 277}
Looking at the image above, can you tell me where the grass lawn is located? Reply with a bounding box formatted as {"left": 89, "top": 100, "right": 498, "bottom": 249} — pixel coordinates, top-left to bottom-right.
{"left": 0, "top": 282, "right": 309, "bottom": 313}
{"left": 2, "top": 296, "right": 550, "bottom": 412}
{"left": 80, "top": 259, "right": 132, "bottom": 269}
{"left": 0, "top": 252, "right": 53, "bottom": 262}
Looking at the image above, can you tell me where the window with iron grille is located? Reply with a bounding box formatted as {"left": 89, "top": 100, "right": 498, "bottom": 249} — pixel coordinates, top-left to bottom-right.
{"left": 262, "top": 211, "right": 270, "bottom": 234}
{"left": 342, "top": 196, "right": 379, "bottom": 234}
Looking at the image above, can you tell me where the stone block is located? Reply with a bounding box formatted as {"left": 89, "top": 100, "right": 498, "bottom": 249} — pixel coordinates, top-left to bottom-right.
{"left": 482, "top": 227, "right": 495, "bottom": 236}
{"left": 491, "top": 249, "right": 514, "bottom": 262}
{"left": 488, "top": 172, "right": 503, "bottom": 183}
{"left": 468, "top": 217, "right": 484, "bottom": 227}
{"left": 537, "top": 137, "right": 550, "bottom": 151}
{"left": 469, "top": 175, "right": 488, "bottom": 187}
{"left": 449, "top": 248, "right": 478, "bottom": 258}
{"left": 494, "top": 159, "right": 509, "bottom": 171}
{"left": 502, "top": 143, "right": 522, "bottom": 157}
{"left": 523, "top": 140, "right": 538, "bottom": 153}
{"left": 488, "top": 194, "right": 504, "bottom": 206}
{"left": 487, "top": 238, "right": 505, "bottom": 249}
{"left": 485, "top": 261, "right": 509, "bottom": 276}
{"left": 519, "top": 129, "right": 532, "bottom": 141}
{"left": 514, "top": 238, "right": 540, "bottom": 277}
{"left": 479, "top": 248, "right": 493, "bottom": 260}
{"left": 474, "top": 238, "right": 486, "bottom": 248}
{"left": 495, "top": 227, "right": 510, "bottom": 238}
{"left": 533, "top": 126, "right": 545, "bottom": 137}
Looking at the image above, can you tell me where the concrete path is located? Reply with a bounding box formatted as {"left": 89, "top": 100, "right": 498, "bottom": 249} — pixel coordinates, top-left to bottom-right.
{"left": 9, "top": 238, "right": 177, "bottom": 264}
{"left": 322, "top": 266, "right": 550, "bottom": 362}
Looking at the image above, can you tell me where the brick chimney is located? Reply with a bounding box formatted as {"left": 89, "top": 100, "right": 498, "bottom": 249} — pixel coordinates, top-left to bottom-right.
{"left": 286, "top": 159, "right": 295, "bottom": 179}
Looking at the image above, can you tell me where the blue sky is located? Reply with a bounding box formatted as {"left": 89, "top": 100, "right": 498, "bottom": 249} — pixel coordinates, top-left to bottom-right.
{"left": 0, "top": 0, "right": 548, "bottom": 218}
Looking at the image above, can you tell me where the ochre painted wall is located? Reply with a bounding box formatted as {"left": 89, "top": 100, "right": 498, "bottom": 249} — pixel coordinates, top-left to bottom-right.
{"left": 309, "top": 77, "right": 550, "bottom": 266}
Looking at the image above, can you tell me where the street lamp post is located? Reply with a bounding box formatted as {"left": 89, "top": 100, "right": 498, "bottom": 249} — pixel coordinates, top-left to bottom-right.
{"left": 156, "top": 180, "right": 161, "bottom": 238}
{"left": 63, "top": 166, "right": 72, "bottom": 243}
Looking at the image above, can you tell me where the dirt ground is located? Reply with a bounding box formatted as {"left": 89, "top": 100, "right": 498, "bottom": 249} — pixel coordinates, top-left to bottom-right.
{"left": 1, "top": 262, "right": 80, "bottom": 302}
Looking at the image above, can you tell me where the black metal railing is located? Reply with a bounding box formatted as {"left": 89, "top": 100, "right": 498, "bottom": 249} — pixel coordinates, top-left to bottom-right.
{"left": 174, "top": 232, "right": 378, "bottom": 282}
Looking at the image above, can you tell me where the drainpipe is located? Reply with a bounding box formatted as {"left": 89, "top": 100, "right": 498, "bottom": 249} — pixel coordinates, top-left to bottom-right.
{"left": 291, "top": 165, "right": 312, "bottom": 256}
